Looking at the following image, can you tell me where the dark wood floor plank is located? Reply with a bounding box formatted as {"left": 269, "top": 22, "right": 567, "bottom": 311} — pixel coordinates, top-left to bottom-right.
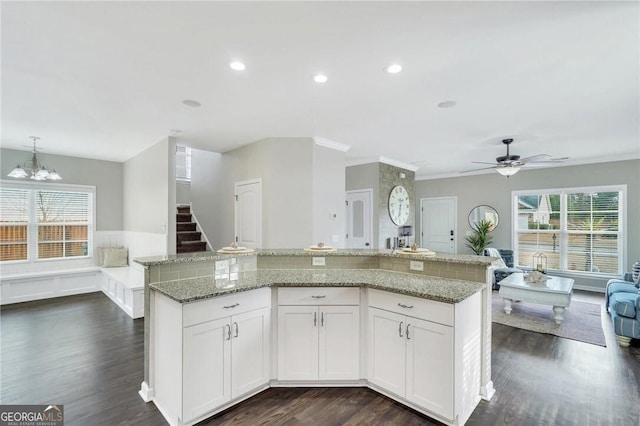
{"left": 2, "top": 291, "right": 639, "bottom": 426}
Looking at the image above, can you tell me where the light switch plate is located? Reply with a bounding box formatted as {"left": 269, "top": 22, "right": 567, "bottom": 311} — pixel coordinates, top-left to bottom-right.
{"left": 312, "top": 257, "right": 326, "bottom": 266}
{"left": 410, "top": 260, "right": 424, "bottom": 271}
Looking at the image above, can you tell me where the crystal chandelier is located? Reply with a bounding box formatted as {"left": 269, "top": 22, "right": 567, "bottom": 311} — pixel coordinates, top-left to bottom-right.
{"left": 7, "top": 136, "right": 61, "bottom": 181}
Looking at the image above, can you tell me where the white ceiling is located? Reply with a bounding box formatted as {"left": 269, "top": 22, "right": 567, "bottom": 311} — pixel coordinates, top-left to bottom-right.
{"left": 2, "top": 1, "right": 639, "bottom": 179}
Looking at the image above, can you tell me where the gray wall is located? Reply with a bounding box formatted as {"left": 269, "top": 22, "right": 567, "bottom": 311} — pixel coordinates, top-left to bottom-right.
{"left": 346, "top": 163, "right": 379, "bottom": 247}
{"left": 312, "top": 144, "right": 346, "bottom": 247}
{"left": 345, "top": 162, "right": 415, "bottom": 249}
{"left": 378, "top": 163, "right": 415, "bottom": 249}
{"left": 415, "top": 159, "right": 640, "bottom": 289}
{"left": 1, "top": 148, "right": 123, "bottom": 231}
{"left": 123, "top": 138, "right": 174, "bottom": 247}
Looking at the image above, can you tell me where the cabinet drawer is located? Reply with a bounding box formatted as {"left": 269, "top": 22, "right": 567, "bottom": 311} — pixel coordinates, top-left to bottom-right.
{"left": 368, "top": 288, "right": 453, "bottom": 326}
{"left": 278, "top": 287, "right": 359, "bottom": 306}
{"left": 183, "top": 287, "right": 270, "bottom": 327}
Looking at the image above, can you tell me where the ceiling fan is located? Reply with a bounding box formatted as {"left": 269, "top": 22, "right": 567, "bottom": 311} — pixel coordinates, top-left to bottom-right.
{"left": 462, "top": 138, "right": 568, "bottom": 177}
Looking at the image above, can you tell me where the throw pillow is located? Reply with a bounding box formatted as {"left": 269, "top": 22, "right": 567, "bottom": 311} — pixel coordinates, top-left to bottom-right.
{"left": 102, "top": 247, "right": 128, "bottom": 267}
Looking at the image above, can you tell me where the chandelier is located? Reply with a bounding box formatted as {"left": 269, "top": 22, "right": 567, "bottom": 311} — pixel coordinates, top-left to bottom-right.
{"left": 7, "top": 136, "right": 61, "bottom": 181}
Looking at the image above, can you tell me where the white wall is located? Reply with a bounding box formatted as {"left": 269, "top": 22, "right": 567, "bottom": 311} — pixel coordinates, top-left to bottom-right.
{"left": 123, "top": 137, "right": 174, "bottom": 254}
{"left": 176, "top": 181, "right": 191, "bottom": 205}
{"left": 312, "top": 144, "right": 346, "bottom": 247}
{"left": 189, "top": 138, "right": 346, "bottom": 249}
{"left": 190, "top": 149, "right": 225, "bottom": 249}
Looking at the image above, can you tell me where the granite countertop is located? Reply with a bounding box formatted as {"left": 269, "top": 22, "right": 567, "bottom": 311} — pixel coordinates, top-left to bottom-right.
{"left": 150, "top": 269, "right": 485, "bottom": 305}
{"left": 134, "top": 249, "right": 494, "bottom": 266}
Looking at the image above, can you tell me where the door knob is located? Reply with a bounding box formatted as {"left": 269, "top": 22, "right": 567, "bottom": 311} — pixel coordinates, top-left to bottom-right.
{"left": 365, "top": 243, "right": 370, "bottom": 247}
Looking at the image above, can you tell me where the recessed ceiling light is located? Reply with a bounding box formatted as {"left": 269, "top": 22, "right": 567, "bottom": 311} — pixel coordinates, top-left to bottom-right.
{"left": 438, "top": 100, "right": 457, "bottom": 108}
{"left": 230, "top": 61, "right": 246, "bottom": 71}
{"left": 314, "top": 74, "right": 328, "bottom": 83}
{"left": 385, "top": 64, "right": 403, "bottom": 74}
{"left": 182, "top": 99, "right": 201, "bottom": 108}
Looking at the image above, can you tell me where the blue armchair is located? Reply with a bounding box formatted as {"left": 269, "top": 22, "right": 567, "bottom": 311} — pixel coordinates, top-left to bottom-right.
{"left": 484, "top": 248, "right": 522, "bottom": 291}
{"left": 606, "top": 271, "right": 640, "bottom": 347}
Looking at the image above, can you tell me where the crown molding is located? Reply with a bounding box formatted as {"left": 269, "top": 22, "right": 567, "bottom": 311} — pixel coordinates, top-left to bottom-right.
{"left": 346, "top": 156, "right": 418, "bottom": 172}
{"left": 313, "top": 137, "right": 350, "bottom": 152}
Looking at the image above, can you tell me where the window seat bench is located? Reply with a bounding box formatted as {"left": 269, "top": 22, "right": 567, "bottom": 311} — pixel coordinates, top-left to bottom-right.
{"left": 100, "top": 265, "right": 145, "bottom": 319}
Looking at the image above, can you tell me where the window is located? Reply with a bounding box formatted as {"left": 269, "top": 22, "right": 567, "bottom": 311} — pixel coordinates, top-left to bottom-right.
{"left": 176, "top": 145, "right": 192, "bottom": 182}
{"left": 513, "top": 186, "right": 624, "bottom": 276}
{"left": 0, "top": 182, "right": 94, "bottom": 262}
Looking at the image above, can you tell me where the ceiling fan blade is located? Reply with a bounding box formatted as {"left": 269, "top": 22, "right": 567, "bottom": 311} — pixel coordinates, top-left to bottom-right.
{"left": 519, "top": 154, "right": 551, "bottom": 163}
{"left": 471, "top": 161, "right": 499, "bottom": 165}
{"left": 460, "top": 165, "right": 498, "bottom": 173}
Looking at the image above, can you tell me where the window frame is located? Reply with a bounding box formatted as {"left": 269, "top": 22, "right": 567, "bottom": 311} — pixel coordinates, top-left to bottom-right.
{"left": 511, "top": 184, "right": 626, "bottom": 278}
{"left": 0, "top": 180, "right": 96, "bottom": 264}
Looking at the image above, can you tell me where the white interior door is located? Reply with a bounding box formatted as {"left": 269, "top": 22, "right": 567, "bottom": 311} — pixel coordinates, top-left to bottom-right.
{"left": 235, "top": 179, "right": 262, "bottom": 249}
{"left": 346, "top": 190, "right": 373, "bottom": 249}
{"left": 421, "top": 197, "right": 456, "bottom": 253}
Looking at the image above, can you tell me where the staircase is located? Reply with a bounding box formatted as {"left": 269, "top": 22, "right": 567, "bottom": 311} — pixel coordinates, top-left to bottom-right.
{"left": 176, "top": 205, "right": 208, "bottom": 253}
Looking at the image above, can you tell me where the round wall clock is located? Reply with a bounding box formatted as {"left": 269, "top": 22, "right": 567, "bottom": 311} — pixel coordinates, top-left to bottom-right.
{"left": 388, "top": 185, "right": 410, "bottom": 225}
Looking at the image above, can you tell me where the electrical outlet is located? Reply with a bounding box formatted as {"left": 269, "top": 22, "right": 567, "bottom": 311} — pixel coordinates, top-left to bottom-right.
{"left": 410, "top": 260, "right": 424, "bottom": 271}
{"left": 312, "top": 257, "right": 326, "bottom": 266}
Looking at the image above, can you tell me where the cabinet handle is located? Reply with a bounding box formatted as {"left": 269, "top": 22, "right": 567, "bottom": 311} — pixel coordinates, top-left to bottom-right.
{"left": 314, "top": 312, "right": 317, "bottom": 327}
{"left": 225, "top": 324, "right": 231, "bottom": 340}
{"left": 233, "top": 322, "right": 239, "bottom": 338}
{"left": 321, "top": 312, "right": 324, "bottom": 326}
{"left": 406, "top": 323, "right": 411, "bottom": 340}
{"left": 311, "top": 295, "right": 326, "bottom": 299}
{"left": 399, "top": 321, "right": 404, "bottom": 338}
{"left": 223, "top": 303, "right": 240, "bottom": 309}
{"left": 397, "top": 303, "right": 414, "bottom": 309}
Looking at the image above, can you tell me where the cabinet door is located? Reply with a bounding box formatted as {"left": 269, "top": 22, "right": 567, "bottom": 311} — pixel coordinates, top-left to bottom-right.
{"left": 367, "top": 307, "right": 405, "bottom": 396}
{"left": 183, "top": 317, "right": 231, "bottom": 422}
{"left": 278, "top": 306, "right": 319, "bottom": 380}
{"left": 319, "top": 305, "right": 360, "bottom": 380}
{"left": 231, "top": 307, "right": 271, "bottom": 398}
{"left": 405, "top": 316, "right": 454, "bottom": 420}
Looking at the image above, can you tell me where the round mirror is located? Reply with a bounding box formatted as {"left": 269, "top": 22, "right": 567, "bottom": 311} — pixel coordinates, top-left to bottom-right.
{"left": 468, "top": 205, "right": 499, "bottom": 231}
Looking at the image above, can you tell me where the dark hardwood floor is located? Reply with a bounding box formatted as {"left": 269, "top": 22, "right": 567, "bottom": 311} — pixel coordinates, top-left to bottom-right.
{"left": 2, "top": 291, "right": 639, "bottom": 425}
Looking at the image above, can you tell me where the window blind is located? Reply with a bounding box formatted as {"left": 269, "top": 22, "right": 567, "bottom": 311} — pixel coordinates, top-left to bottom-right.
{"left": 513, "top": 187, "right": 623, "bottom": 276}
{"left": 176, "top": 145, "right": 192, "bottom": 181}
{"left": 0, "top": 188, "right": 29, "bottom": 261}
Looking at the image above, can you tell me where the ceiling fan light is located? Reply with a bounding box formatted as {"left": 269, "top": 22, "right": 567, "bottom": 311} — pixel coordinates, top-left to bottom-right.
{"left": 8, "top": 165, "right": 28, "bottom": 178}
{"left": 496, "top": 166, "right": 520, "bottom": 177}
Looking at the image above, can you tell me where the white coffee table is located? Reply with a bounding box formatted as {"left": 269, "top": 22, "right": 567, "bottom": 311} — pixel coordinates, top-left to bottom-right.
{"left": 498, "top": 273, "right": 574, "bottom": 324}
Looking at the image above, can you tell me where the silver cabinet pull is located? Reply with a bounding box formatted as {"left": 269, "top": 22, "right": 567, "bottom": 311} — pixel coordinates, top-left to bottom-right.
{"left": 406, "top": 324, "right": 411, "bottom": 340}
{"left": 223, "top": 303, "right": 240, "bottom": 309}
{"left": 233, "top": 322, "right": 239, "bottom": 338}
{"left": 311, "top": 295, "right": 326, "bottom": 299}
{"left": 314, "top": 311, "right": 317, "bottom": 327}
{"left": 321, "top": 312, "right": 324, "bottom": 326}
{"left": 399, "top": 321, "right": 404, "bottom": 338}
{"left": 397, "top": 303, "right": 414, "bottom": 309}
{"left": 225, "top": 324, "right": 231, "bottom": 340}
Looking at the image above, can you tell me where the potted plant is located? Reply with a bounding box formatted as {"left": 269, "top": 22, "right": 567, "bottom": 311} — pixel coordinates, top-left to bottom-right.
{"left": 465, "top": 219, "right": 494, "bottom": 255}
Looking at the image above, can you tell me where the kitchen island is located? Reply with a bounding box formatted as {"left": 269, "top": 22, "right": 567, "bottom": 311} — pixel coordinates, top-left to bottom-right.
{"left": 135, "top": 250, "right": 496, "bottom": 426}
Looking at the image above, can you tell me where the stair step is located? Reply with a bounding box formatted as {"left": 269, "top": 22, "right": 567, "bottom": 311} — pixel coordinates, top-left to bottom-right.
{"left": 177, "top": 222, "right": 197, "bottom": 232}
{"left": 177, "top": 241, "right": 207, "bottom": 253}
{"left": 177, "top": 231, "right": 202, "bottom": 243}
{"left": 177, "top": 213, "right": 192, "bottom": 222}
{"left": 177, "top": 205, "right": 191, "bottom": 214}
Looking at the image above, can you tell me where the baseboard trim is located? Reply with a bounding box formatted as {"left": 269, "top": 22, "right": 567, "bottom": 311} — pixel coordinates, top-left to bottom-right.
{"left": 480, "top": 381, "right": 496, "bottom": 401}
{"left": 139, "top": 381, "right": 154, "bottom": 402}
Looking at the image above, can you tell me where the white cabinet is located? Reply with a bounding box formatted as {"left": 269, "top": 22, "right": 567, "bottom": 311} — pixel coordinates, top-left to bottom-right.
{"left": 152, "top": 288, "right": 270, "bottom": 426}
{"left": 368, "top": 289, "right": 480, "bottom": 424}
{"left": 277, "top": 288, "right": 360, "bottom": 381}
